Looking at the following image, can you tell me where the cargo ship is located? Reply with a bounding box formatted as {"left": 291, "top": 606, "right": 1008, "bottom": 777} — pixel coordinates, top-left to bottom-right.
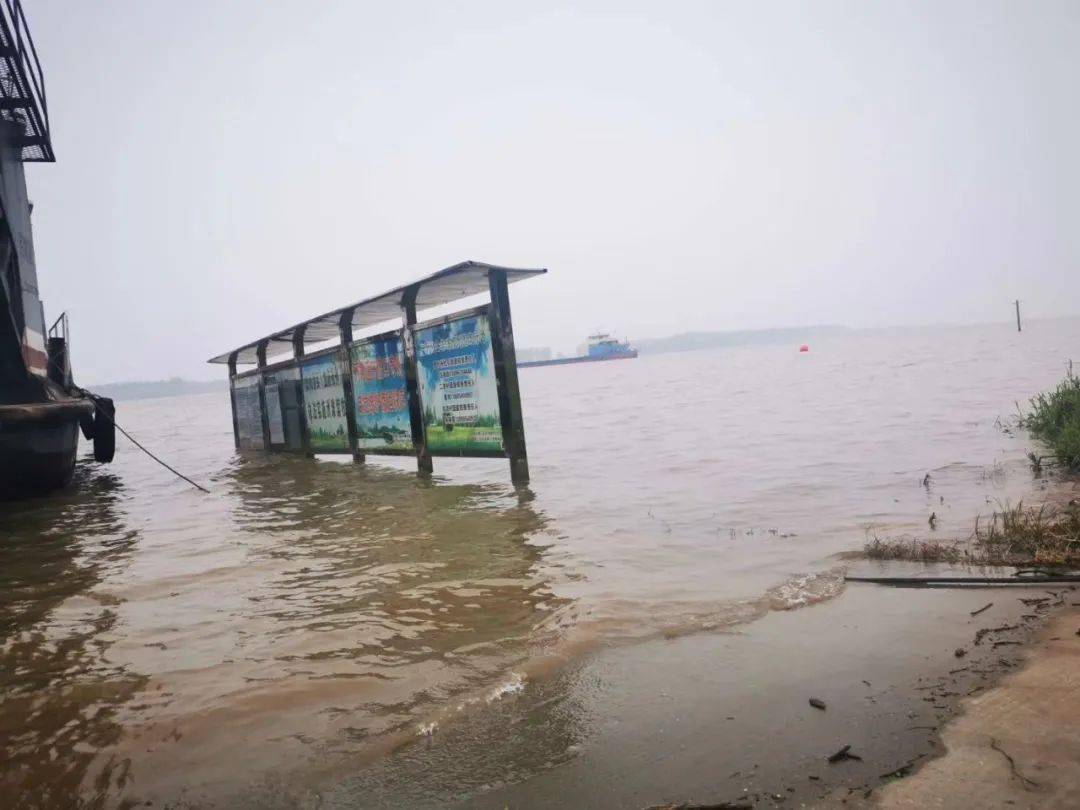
{"left": 0, "top": 1, "right": 114, "bottom": 497}
{"left": 519, "top": 332, "right": 638, "bottom": 368}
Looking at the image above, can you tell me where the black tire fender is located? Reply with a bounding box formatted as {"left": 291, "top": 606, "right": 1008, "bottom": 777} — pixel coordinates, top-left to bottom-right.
{"left": 92, "top": 397, "right": 116, "bottom": 463}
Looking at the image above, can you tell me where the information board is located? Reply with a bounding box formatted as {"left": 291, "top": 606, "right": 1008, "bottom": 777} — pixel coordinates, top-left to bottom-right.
{"left": 264, "top": 376, "right": 285, "bottom": 446}
{"left": 233, "top": 375, "right": 264, "bottom": 450}
{"left": 350, "top": 332, "right": 413, "bottom": 453}
{"left": 300, "top": 354, "right": 349, "bottom": 452}
{"left": 272, "top": 366, "right": 304, "bottom": 450}
{"left": 414, "top": 312, "right": 505, "bottom": 455}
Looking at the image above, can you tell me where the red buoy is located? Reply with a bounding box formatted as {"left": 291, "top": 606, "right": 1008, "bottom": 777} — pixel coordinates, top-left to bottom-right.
{"left": 799, "top": 344, "right": 810, "bottom": 353}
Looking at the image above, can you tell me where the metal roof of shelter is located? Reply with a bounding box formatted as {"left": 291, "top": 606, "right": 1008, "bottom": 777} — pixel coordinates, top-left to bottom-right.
{"left": 208, "top": 261, "right": 546, "bottom": 366}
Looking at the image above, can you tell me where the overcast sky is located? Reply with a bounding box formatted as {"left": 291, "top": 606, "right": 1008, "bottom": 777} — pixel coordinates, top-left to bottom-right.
{"left": 24, "top": 0, "right": 1080, "bottom": 382}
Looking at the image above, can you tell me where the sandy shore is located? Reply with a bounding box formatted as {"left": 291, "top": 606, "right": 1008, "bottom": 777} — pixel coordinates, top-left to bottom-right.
{"left": 868, "top": 605, "right": 1080, "bottom": 810}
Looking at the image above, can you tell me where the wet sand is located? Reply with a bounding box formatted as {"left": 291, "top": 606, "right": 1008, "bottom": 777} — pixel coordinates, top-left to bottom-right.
{"left": 314, "top": 579, "right": 1076, "bottom": 809}
{"left": 872, "top": 606, "right": 1080, "bottom": 810}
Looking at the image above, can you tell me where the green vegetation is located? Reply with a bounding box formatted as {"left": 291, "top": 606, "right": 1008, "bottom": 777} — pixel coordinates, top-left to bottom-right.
{"left": 867, "top": 366, "right": 1080, "bottom": 568}
{"left": 1021, "top": 363, "right": 1080, "bottom": 471}
{"left": 309, "top": 426, "right": 348, "bottom": 451}
{"left": 866, "top": 502, "right": 1080, "bottom": 567}
{"left": 425, "top": 424, "right": 502, "bottom": 452}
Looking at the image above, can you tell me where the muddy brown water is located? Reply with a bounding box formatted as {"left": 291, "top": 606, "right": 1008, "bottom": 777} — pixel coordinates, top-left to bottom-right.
{"left": 1, "top": 318, "right": 1078, "bottom": 807}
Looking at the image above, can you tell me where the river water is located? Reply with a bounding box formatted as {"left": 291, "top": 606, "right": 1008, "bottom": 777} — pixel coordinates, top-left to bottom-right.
{"left": 1, "top": 318, "right": 1077, "bottom": 807}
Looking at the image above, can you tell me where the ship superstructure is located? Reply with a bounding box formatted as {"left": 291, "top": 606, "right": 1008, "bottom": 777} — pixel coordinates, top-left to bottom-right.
{"left": 518, "top": 332, "right": 639, "bottom": 369}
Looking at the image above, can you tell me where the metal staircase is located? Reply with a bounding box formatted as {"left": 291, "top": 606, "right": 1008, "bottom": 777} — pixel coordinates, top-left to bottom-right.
{"left": 0, "top": 0, "right": 51, "bottom": 162}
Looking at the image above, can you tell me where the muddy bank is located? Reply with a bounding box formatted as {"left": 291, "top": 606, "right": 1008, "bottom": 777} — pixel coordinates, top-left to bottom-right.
{"left": 869, "top": 605, "right": 1080, "bottom": 809}
{"left": 307, "top": 579, "right": 1074, "bottom": 809}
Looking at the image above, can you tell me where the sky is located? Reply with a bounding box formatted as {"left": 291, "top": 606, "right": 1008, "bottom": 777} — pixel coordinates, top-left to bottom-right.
{"left": 22, "top": 0, "right": 1080, "bottom": 382}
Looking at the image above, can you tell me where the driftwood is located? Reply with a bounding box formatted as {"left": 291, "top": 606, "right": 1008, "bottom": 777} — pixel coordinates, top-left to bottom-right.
{"left": 645, "top": 802, "right": 752, "bottom": 810}
{"left": 970, "top": 603, "right": 993, "bottom": 616}
{"left": 975, "top": 624, "right": 1019, "bottom": 645}
{"left": 827, "top": 745, "right": 863, "bottom": 763}
{"left": 880, "top": 761, "right": 916, "bottom": 779}
{"left": 847, "top": 575, "right": 1080, "bottom": 586}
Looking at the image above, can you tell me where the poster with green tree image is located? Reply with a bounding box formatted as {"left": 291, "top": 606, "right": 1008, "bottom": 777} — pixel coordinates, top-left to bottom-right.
{"left": 415, "top": 312, "right": 504, "bottom": 455}
{"left": 300, "top": 354, "right": 350, "bottom": 451}
{"left": 350, "top": 333, "right": 414, "bottom": 453}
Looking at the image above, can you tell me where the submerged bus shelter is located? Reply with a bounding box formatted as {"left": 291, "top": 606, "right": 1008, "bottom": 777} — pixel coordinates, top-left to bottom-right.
{"left": 208, "top": 261, "right": 545, "bottom": 484}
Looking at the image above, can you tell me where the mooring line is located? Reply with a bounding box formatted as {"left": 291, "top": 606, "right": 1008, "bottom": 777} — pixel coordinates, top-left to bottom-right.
{"left": 76, "top": 387, "right": 210, "bottom": 494}
{"left": 109, "top": 417, "right": 211, "bottom": 494}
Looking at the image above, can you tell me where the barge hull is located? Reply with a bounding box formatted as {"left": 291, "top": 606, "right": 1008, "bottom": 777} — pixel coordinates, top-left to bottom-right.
{"left": 0, "top": 400, "right": 93, "bottom": 496}
{"left": 519, "top": 351, "right": 638, "bottom": 368}
{"left": 0, "top": 419, "right": 79, "bottom": 494}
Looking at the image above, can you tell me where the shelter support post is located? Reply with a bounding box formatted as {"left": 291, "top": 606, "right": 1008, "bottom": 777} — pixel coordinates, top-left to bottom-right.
{"left": 292, "top": 326, "right": 313, "bottom": 456}
{"left": 227, "top": 352, "right": 240, "bottom": 449}
{"left": 256, "top": 340, "right": 271, "bottom": 451}
{"left": 487, "top": 269, "right": 529, "bottom": 485}
{"left": 338, "top": 310, "right": 364, "bottom": 463}
{"left": 401, "top": 286, "right": 434, "bottom": 477}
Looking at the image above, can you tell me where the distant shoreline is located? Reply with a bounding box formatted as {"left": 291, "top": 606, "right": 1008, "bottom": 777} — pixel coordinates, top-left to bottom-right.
{"left": 86, "top": 378, "right": 225, "bottom": 401}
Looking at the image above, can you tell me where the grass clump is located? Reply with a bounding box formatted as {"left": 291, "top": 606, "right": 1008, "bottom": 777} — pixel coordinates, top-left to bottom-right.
{"left": 974, "top": 501, "right": 1080, "bottom": 566}
{"left": 866, "top": 501, "right": 1080, "bottom": 567}
{"left": 1021, "top": 362, "right": 1080, "bottom": 471}
{"left": 865, "top": 536, "right": 964, "bottom": 563}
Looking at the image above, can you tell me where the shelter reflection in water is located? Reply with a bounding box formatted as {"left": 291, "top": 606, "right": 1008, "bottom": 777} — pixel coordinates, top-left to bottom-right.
{"left": 224, "top": 453, "right": 565, "bottom": 709}
{"left": 93, "top": 454, "right": 570, "bottom": 806}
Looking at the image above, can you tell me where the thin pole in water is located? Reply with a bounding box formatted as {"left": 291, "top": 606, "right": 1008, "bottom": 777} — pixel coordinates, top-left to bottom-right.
{"left": 1015, "top": 299, "right": 1022, "bottom": 332}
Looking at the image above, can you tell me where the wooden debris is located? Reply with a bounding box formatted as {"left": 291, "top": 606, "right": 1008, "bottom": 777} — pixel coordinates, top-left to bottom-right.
{"left": 827, "top": 745, "right": 863, "bottom": 763}
{"left": 970, "top": 602, "right": 993, "bottom": 616}
{"left": 809, "top": 697, "right": 826, "bottom": 710}
{"left": 880, "top": 762, "right": 915, "bottom": 780}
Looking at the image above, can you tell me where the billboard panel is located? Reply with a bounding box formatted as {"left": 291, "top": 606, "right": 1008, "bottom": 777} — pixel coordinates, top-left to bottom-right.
{"left": 350, "top": 332, "right": 413, "bottom": 453}
{"left": 300, "top": 353, "right": 350, "bottom": 452}
{"left": 233, "top": 375, "right": 264, "bottom": 450}
{"left": 264, "top": 380, "right": 285, "bottom": 446}
{"left": 414, "top": 311, "right": 505, "bottom": 455}
{"left": 272, "top": 365, "right": 305, "bottom": 451}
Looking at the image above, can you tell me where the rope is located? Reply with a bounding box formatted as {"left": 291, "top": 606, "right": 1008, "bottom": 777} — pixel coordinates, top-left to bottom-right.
{"left": 107, "top": 413, "right": 211, "bottom": 494}
{"left": 77, "top": 386, "right": 211, "bottom": 494}
{"left": 37, "top": 344, "right": 210, "bottom": 494}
